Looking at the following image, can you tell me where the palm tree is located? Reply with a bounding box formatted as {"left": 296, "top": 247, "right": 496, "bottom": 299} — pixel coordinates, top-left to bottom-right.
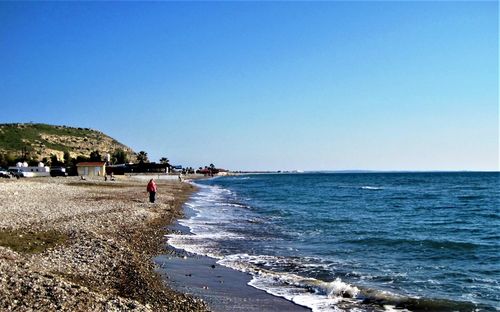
{"left": 159, "top": 157, "right": 169, "bottom": 165}
{"left": 136, "top": 151, "right": 148, "bottom": 163}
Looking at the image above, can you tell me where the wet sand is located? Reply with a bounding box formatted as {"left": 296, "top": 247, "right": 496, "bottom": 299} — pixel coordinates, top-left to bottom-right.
{"left": 156, "top": 220, "right": 311, "bottom": 312}
{"left": 156, "top": 251, "right": 310, "bottom": 312}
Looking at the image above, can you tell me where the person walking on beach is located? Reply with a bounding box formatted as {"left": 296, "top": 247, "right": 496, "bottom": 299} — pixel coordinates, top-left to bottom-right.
{"left": 147, "top": 178, "right": 157, "bottom": 203}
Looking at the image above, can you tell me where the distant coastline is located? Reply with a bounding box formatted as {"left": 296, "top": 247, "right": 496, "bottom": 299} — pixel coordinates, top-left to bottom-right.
{"left": 235, "top": 170, "right": 500, "bottom": 174}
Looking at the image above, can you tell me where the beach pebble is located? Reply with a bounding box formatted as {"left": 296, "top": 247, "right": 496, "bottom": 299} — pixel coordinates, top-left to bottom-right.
{"left": 0, "top": 177, "right": 209, "bottom": 312}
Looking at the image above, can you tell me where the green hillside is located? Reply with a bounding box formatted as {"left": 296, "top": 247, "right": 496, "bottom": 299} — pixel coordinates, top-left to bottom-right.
{"left": 0, "top": 123, "right": 135, "bottom": 164}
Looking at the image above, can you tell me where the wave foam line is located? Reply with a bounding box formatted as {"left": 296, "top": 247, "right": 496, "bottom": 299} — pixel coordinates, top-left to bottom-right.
{"left": 218, "top": 254, "right": 360, "bottom": 312}
{"left": 217, "top": 254, "right": 485, "bottom": 312}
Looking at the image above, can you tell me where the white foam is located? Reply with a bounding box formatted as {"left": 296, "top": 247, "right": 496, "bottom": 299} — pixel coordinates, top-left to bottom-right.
{"left": 168, "top": 183, "right": 367, "bottom": 311}
{"left": 167, "top": 233, "right": 224, "bottom": 259}
{"left": 247, "top": 270, "right": 359, "bottom": 312}
{"left": 361, "top": 186, "right": 383, "bottom": 190}
{"left": 217, "top": 254, "right": 361, "bottom": 312}
{"left": 167, "top": 183, "right": 250, "bottom": 258}
{"left": 213, "top": 202, "right": 249, "bottom": 208}
{"left": 383, "top": 305, "right": 411, "bottom": 312}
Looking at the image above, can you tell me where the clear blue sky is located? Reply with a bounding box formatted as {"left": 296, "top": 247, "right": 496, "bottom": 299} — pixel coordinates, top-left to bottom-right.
{"left": 0, "top": 1, "right": 498, "bottom": 171}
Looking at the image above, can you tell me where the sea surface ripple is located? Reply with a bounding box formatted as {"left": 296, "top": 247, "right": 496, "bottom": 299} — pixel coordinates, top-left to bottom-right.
{"left": 167, "top": 172, "right": 499, "bottom": 312}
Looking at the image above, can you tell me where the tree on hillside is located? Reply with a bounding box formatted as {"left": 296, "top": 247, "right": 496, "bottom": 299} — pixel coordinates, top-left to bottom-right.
{"left": 42, "top": 157, "right": 50, "bottom": 167}
{"left": 0, "top": 154, "right": 9, "bottom": 168}
{"left": 50, "top": 154, "right": 63, "bottom": 166}
{"left": 75, "top": 155, "right": 90, "bottom": 163}
{"left": 136, "top": 151, "right": 148, "bottom": 163}
{"left": 63, "top": 151, "right": 71, "bottom": 165}
{"left": 89, "top": 150, "right": 102, "bottom": 162}
{"left": 27, "top": 157, "right": 40, "bottom": 166}
{"left": 4, "top": 153, "right": 15, "bottom": 167}
{"left": 112, "top": 148, "right": 128, "bottom": 164}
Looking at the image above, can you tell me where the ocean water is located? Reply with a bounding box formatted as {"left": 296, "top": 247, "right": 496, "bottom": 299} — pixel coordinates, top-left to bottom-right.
{"left": 167, "top": 173, "right": 500, "bottom": 312}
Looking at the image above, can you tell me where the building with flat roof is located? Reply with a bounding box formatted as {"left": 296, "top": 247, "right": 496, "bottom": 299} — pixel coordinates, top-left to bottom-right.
{"left": 76, "top": 162, "right": 106, "bottom": 176}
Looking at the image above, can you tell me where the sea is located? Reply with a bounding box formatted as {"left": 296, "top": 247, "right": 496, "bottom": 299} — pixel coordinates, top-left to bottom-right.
{"left": 167, "top": 172, "right": 499, "bottom": 312}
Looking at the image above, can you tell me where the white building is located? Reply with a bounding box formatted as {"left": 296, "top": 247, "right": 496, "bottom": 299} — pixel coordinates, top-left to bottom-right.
{"left": 8, "top": 162, "right": 50, "bottom": 177}
{"left": 76, "top": 161, "right": 106, "bottom": 177}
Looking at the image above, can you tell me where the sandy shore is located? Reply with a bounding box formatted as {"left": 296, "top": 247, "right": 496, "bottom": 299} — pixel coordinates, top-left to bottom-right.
{"left": 0, "top": 176, "right": 208, "bottom": 311}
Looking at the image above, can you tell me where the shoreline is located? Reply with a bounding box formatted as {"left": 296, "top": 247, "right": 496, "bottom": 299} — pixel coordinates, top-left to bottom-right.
{"left": 0, "top": 175, "right": 310, "bottom": 312}
{"left": 0, "top": 176, "right": 208, "bottom": 311}
{"left": 157, "top": 220, "right": 311, "bottom": 312}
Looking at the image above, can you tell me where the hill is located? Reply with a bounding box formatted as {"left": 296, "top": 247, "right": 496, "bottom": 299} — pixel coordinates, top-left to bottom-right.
{"left": 0, "top": 123, "right": 135, "bottom": 163}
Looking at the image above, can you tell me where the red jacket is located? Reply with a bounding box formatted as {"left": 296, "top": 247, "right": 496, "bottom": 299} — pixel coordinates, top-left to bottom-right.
{"left": 147, "top": 180, "right": 157, "bottom": 192}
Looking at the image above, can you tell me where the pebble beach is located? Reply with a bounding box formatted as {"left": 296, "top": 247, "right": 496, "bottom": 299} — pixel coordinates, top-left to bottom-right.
{"left": 0, "top": 176, "right": 208, "bottom": 312}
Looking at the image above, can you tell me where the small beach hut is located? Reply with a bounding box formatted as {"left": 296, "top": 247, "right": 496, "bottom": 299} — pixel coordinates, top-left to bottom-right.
{"left": 76, "top": 161, "right": 106, "bottom": 177}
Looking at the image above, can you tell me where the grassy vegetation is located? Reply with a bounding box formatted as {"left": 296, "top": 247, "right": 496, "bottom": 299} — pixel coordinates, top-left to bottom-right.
{"left": 0, "top": 123, "right": 96, "bottom": 151}
{"left": 0, "top": 229, "right": 68, "bottom": 253}
{"left": 0, "top": 124, "right": 96, "bottom": 150}
{"left": 0, "top": 123, "right": 135, "bottom": 168}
